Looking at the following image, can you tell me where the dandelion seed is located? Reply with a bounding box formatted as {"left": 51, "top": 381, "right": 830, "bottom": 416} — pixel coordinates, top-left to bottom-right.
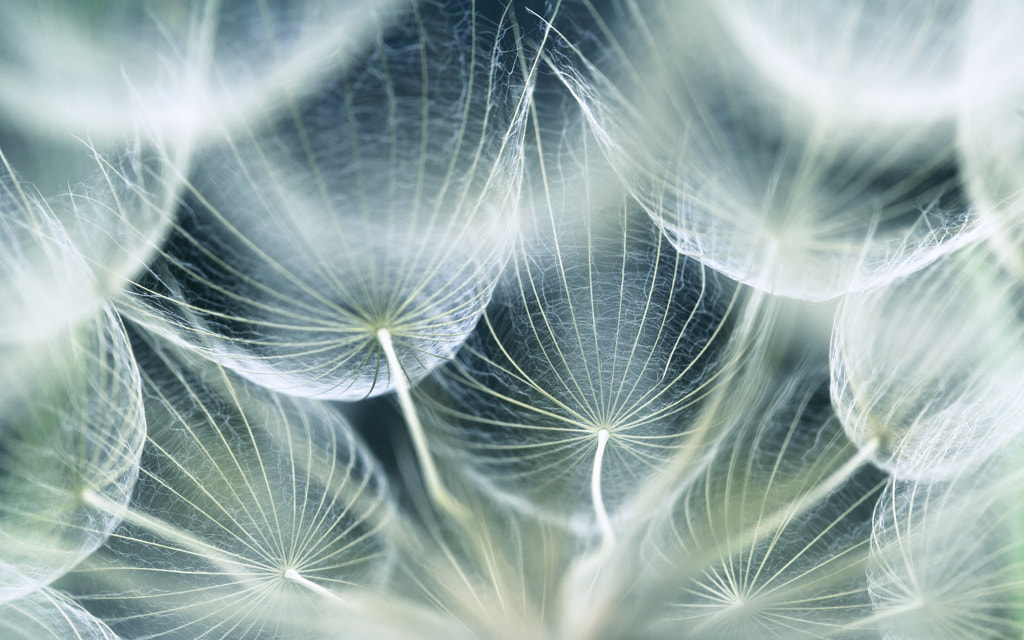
{"left": 3, "top": 1, "right": 1023, "bottom": 639}
{"left": 830, "top": 242, "right": 1024, "bottom": 480}
{"left": 716, "top": 0, "right": 972, "bottom": 127}
{"left": 396, "top": 478, "right": 574, "bottom": 640}
{"left": 64, "top": 335, "right": 397, "bottom": 639}
{"left": 423, "top": 116, "right": 738, "bottom": 537}
{"left": 0, "top": 149, "right": 103, "bottom": 342}
{"left": 121, "top": 0, "right": 524, "bottom": 403}
{"left": 0, "top": 141, "right": 187, "bottom": 344}
{"left": 646, "top": 363, "right": 886, "bottom": 639}
{"left": 0, "top": 0, "right": 401, "bottom": 145}
{"left": 958, "top": 0, "right": 1024, "bottom": 278}
{"left": 553, "top": 0, "right": 976, "bottom": 301}
{"left": 0, "top": 307, "right": 145, "bottom": 603}
{"left": 0, "top": 587, "right": 120, "bottom": 640}
{"left": 868, "top": 451, "right": 1024, "bottom": 639}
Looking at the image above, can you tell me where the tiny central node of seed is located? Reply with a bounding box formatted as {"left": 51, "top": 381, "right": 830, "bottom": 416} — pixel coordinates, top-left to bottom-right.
{"left": 865, "top": 424, "right": 891, "bottom": 454}
{"left": 80, "top": 487, "right": 96, "bottom": 504}
{"left": 726, "top": 596, "right": 746, "bottom": 611}
{"left": 281, "top": 567, "right": 347, "bottom": 604}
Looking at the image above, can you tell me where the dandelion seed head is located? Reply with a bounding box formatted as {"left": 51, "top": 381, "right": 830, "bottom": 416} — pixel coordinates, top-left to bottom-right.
{"left": 2, "top": 0, "right": 1024, "bottom": 638}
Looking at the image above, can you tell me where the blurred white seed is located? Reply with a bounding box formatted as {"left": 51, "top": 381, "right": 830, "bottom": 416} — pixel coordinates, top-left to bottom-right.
{"left": 0, "top": 587, "right": 120, "bottom": 640}
{"left": 831, "top": 243, "right": 1024, "bottom": 480}
{"left": 554, "top": 0, "right": 977, "bottom": 301}
{"left": 0, "top": 151, "right": 101, "bottom": 342}
{"left": 958, "top": 1, "right": 1024, "bottom": 277}
{"left": 868, "top": 452, "right": 1024, "bottom": 639}
{"left": 716, "top": 0, "right": 973, "bottom": 128}
{"left": 0, "top": 144, "right": 187, "bottom": 343}
{"left": 0, "top": 306, "right": 145, "bottom": 603}
{"left": 0, "top": 0, "right": 403, "bottom": 146}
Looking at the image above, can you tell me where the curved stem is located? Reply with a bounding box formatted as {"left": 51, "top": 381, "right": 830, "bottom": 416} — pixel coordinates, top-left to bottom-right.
{"left": 283, "top": 568, "right": 347, "bottom": 605}
{"left": 593, "top": 429, "right": 615, "bottom": 553}
{"left": 377, "top": 329, "right": 469, "bottom": 524}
